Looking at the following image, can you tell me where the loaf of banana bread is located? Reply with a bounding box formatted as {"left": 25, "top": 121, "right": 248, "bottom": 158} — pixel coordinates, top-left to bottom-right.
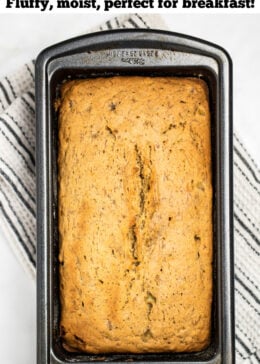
{"left": 58, "top": 76, "right": 213, "bottom": 353}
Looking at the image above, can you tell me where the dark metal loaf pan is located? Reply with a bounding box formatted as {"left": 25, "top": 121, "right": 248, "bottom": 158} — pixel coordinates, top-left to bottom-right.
{"left": 35, "top": 29, "right": 234, "bottom": 364}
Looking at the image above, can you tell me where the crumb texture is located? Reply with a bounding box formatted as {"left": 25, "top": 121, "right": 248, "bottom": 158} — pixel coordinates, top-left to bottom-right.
{"left": 58, "top": 76, "right": 213, "bottom": 354}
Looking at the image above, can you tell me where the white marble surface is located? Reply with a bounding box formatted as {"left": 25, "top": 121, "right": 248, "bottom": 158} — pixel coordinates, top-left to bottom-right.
{"left": 0, "top": 226, "right": 36, "bottom": 363}
{"left": 0, "top": 14, "right": 259, "bottom": 364}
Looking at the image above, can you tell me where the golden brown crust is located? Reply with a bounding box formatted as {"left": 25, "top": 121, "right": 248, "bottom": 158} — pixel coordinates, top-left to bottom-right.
{"left": 58, "top": 76, "right": 212, "bottom": 353}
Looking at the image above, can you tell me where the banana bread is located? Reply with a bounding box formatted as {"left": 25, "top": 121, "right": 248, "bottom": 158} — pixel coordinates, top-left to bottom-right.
{"left": 58, "top": 76, "right": 213, "bottom": 353}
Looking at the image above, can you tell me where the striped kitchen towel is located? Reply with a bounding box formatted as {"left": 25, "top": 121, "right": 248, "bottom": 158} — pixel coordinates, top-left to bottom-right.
{"left": 0, "top": 14, "right": 259, "bottom": 364}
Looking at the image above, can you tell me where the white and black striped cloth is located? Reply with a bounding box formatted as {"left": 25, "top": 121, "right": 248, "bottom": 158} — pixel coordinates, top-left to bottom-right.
{"left": 0, "top": 14, "right": 259, "bottom": 364}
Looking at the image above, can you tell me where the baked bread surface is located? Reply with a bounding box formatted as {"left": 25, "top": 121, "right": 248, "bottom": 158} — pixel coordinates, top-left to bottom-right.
{"left": 58, "top": 76, "right": 212, "bottom": 353}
